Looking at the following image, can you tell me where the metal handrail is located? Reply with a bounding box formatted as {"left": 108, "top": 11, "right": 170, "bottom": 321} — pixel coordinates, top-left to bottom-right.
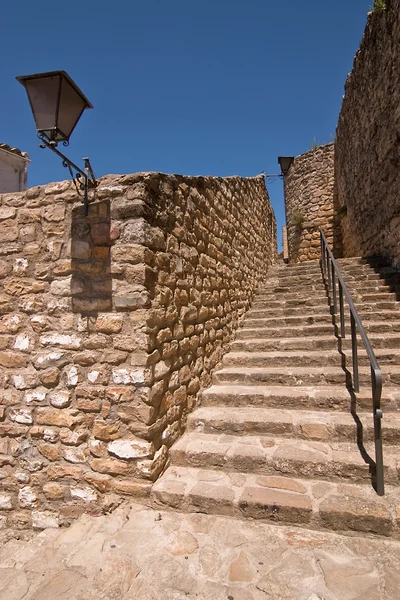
{"left": 319, "top": 229, "right": 384, "bottom": 495}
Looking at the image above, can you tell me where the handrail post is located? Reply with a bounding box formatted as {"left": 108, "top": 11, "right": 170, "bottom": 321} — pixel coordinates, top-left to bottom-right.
{"left": 339, "top": 282, "right": 345, "bottom": 338}
{"left": 372, "top": 368, "right": 384, "bottom": 496}
{"left": 326, "top": 250, "right": 331, "bottom": 293}
{"left": 331, "top": 264, "right": 337, "bottom": 314}
{"left": 350, "top": 312, "right": 359, "bottom": 393}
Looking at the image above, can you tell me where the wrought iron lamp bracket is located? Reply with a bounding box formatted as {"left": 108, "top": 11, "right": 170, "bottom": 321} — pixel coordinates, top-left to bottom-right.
{"left": 37, "top": 133, "right": 97, "bottom": 216}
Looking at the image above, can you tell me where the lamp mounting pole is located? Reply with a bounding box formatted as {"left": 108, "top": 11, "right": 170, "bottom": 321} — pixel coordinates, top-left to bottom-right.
{"left": 38, "top": 133, "right": 96, "bottom": 216}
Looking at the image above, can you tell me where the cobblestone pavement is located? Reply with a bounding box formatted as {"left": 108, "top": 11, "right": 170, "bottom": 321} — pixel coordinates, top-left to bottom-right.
{"left": 0, "top": 502, "right": 399, "bottom": 599}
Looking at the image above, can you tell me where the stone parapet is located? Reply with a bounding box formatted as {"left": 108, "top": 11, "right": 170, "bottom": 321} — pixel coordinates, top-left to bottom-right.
{"left": 0, "top": 171, "right": 276, "bottom": 528}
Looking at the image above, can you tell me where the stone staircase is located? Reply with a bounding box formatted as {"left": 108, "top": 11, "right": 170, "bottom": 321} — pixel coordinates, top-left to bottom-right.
{"left": 152, "top": 257, "right": 400, "bottom": 538}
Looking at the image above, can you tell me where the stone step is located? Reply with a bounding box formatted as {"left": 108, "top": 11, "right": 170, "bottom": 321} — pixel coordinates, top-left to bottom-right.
{"left": 257, "top": 290, "right": 327, "bottom": 300}
{"left": 261, "top": 280, "right": 396, "bottom": 295}
{"left": 169, "top": 432, "right": 399, "bottom": 485}
{"left": 341, "top": 268, "right": 400, "bottom": 280}
{"left": 243, "top": 314, "right": 332, "bottom": 328}
{"left": 232, "top": 333, "right": 400, "bottom": 352}
{"left": 337, "top": 256, "right": 390, "bottom": 266}
{"left": 353, "top": 292, "right": 398, "bottom": 302}
{"left": 346, "top": 281, "right": 400, "bottom": 293}
{"left": 339, "top": 261, "right": 393, "bottom": 272}
{"left": 274, "top": 265, "right": 394, "bottom": 287}
{"left": 327, "top": 290, "right": 399, "bottom": 304}
{"left": 345, "top": 347, "right": 400, "bottom": 367}
{"left": 250, "top": 296, "right": 329, "bottom": 309}
{"left": 201, "top": 384, "right": 400, "bottom": 412}
{"left": 232, "top": 336, "right": 338, "bottom": 352}
{"left": 223, "top": 350, "right": 342, "bottom": 368}
{"left": 151, "top": 465, "right": 400, "bottom": 537}
{"left": 188, "top": 406, "right": 400, "bottom": 444}
{"left": 272, "top": 262, "right": 320, "bottom": 274}
{"left": 223, "top": 348, "right": 400, "bottom": 369}
{"left": 249, "top": 304, "right": 331, "bottom": 316}
{"left": 274, "top": 262, "right": 387, "bottom": 280}
{"left": 213, "top": 365, "right": 400, "bottom": 387}
{"left": 332, "top": 317, "right": 400, "bottom": 334}
{"left": 338, "top": 257, "right": 392, "bottom": 268}
{"left": 247, "top": 304, "right": 400, "bottom": 322}
{"left": 241, "top": 314, "right": 400, "bottom": 335}
{"left": 236, "top": 324, "right": 333, "bottom": 339}
{"left": 349, "top": 304, "right": 400, "bottom": 315}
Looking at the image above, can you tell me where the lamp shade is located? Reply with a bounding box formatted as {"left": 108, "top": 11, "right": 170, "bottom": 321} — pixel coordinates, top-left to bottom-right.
{"left": 278, "top": 156, "right": 294, "bottom": 175}
{"left": 17, "top": 71, "right": 93, "bottom": 143}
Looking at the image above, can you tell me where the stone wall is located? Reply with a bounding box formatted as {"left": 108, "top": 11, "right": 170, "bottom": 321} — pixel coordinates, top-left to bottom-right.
{"left": 0, "top": 172, "right": 276, "bottom": 529}
{"left": 283, "top": 143, "right": 338, "bottom": 262}
{"left": 335, "top": 0, "right": 400, "bottom": 264}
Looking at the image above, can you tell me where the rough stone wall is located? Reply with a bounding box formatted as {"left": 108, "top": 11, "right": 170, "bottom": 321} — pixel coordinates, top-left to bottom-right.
{"left": 335, "top": 1, "right": 400, "bottom": 264}
{"left": 284, "top": 143, "right": 338, "bottom": 262}
{"left": 0, "top": 172, "right": 276, "bottom": 529}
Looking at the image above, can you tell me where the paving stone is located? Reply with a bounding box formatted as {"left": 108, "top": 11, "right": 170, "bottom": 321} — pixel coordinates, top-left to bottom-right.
{"left": 315, "top": 550, "right": 381, "bottom": 600}
{"left": 167, "top": 530, "right": 199, "bottom": 556}
{"left": 228, "top": 550, "right": 256, "bottom": 582}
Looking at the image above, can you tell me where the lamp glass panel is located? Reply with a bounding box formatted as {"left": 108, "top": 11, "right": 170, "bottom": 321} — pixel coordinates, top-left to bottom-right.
{"left": 24, "top": 75, "right": 60, "bottom": 133}
{"left": 57, "top": 77, "right": 87, "bottom": 140}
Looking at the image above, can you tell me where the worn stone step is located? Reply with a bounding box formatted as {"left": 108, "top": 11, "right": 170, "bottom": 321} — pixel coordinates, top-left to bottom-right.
{"left": 273, "top": 262, "right": 321, "bottom": 275}
{"left": 242, "top": 314, "right": 400, "bottom": 335}
{"left": 169, "top": 432, "right": 399, "bottom": 485}
{"left": 350, "top": 315, "right": 400, "bottom": 328}
{"left": 151, "top": 465, "right": 400, "bottom": 537}
{"left": 256, "top": 291, "right": 327, "bottom": 301}
{"left": 243, "top": 314, "right": 333, "bottom": 329}
{"left": 355, "top": 306, "right": 400, "bottom": 317}
{"left": 223, "top": 350, "right": 342, "bottom": 368}
{"left": 260, "top": 284, "right": 324, "bottom": 294}
{"left": 251, "top": 300, "right": 400, "bottom": 316}
{"left": 213, "top": 365, "right": 400, "bottom": 387}
{"left": 251, "top": 296, "right": 329, "bottom": 309}
{"left": 342, "top": 300, "right": 400, "bottom": 312}
{"left": 346, "top": 281, "right": 400, "bottom": 293}
{"left": 342, "top": 347, "right": 400, "bottom": 367}
{"left": 338, "top": 258, "right": 392, "bottom": 269}
{"left": 261, "top": 280, "right": 396, "bottom": 295}
{"left": 201, "top": 384, "right": 400, "bottom": 412}
{"left": 340, "top": 268, "right": 400, "bottom": 281}
{"left": 328, "top": 290, "right": 399, "bottom": 305}
{"left": 213, "top": 366, "right": 346, "bottom": 387}
{"left": 339, "top": 264, "right": 393, "bottom": 275}
{"left": 337, "top": 256, "right": 391, "bottom": 266}
{"left": 237, "top": 324, "right": 334, "bottom": 339}
{"left": 336, "top": 333, "right": 400, "bottom": 350}
{"left": 188, "top": 406, "right": 400, "bottom": 444}
{"left": 232, "top": 336, "right": 338, "bottom": 352}
{"left": 352, "top": 292, "right": 398, "bottom": 302}
{"left": 232, "top": 333, "right": 400, "bottom": 352}
{"left": 249, "top": 304, "right": 330, "bottom": 316}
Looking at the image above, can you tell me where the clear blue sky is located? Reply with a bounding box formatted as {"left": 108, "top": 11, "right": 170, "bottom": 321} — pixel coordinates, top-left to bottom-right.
{"left": 1, "top": 0, "right": 370, "bottom": 248}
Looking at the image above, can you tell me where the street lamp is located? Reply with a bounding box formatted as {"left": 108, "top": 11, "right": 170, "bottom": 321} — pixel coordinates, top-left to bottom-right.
{"left": 278, "top": 156, "right": 294, "bottom": 176}
{"left": 17, "top": 70, "right": 97, "bottom": 214}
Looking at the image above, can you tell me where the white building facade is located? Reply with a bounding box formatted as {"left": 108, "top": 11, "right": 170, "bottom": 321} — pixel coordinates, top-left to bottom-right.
{"left": 0, "top": 143, "right": 30, "bottom": 193}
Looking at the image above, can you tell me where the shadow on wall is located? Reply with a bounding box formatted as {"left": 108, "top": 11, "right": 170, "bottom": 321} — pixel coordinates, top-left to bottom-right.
{"left": 71, "top": 200, "right": 113, "bottom": 313}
